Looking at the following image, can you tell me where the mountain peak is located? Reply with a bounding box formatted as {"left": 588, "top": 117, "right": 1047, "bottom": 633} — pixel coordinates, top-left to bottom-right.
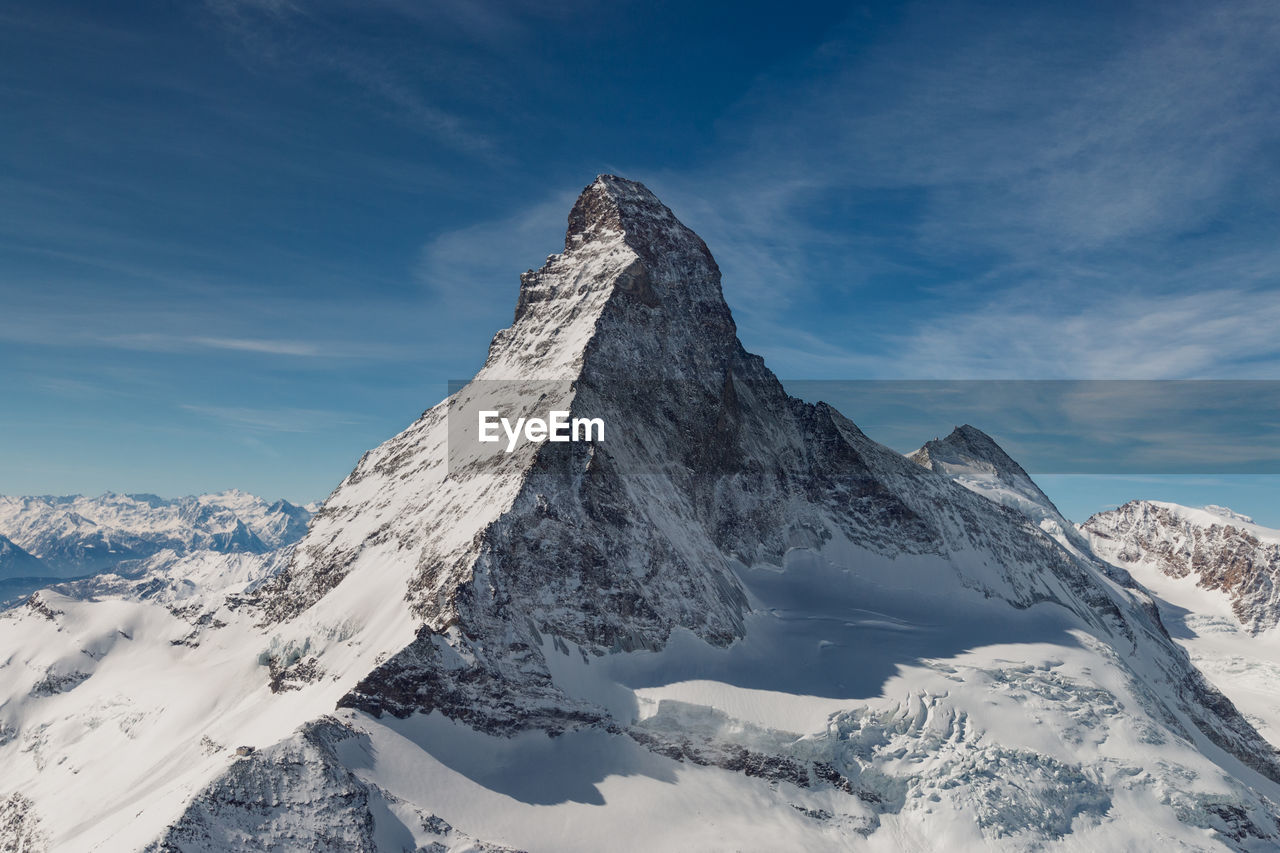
{"left": 563, "top": 175, "right": 716, "bottom": 269}
{"left": 908, "top": 424, "right": 1085, "bottom": 552}
{"left": 909, "top": 424, "right": 1024, "bottom": 475}
{"left": 566, "top": 175, "right": 672, "bottom": 248}
{"left": 495, "top": 175, "right": 730, "bottom": 377}
{"left": 14, "top": 176, "right": 1280, "bottom": 851}
{"left": 1083, "top": 500, "right": 1280, "bottom": 633}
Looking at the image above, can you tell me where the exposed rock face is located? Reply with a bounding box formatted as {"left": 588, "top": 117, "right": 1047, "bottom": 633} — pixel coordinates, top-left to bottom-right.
{"left": 148, "top": 718, "right": 378, "bottom": 853}
{"left": 152, "top": 717, "right": 526, "bottom": 853}
{"left": 0, "top": 792, "right": 46, "bottom": 853}
{"left": 1084, "top": 501, "right": 1280, "bottom": 634}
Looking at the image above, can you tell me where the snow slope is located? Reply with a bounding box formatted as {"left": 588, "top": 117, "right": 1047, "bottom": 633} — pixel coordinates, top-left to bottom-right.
{"left": 921, "top": 452, "right": 1280, "bottom": 765}
{"left": 2, "top": 177, "right": 1280, "bottom": 851}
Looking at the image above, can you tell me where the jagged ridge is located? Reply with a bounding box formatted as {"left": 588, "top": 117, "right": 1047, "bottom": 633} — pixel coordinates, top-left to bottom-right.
{"left": 1085, "top": 500, "right": 1280, "bottom": 634}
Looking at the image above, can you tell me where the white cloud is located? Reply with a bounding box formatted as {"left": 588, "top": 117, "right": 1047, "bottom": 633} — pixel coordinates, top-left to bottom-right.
{"left": 416, "top": 188, "right": 579, "bottom": 316}
{"left": 181, "top": 403, "right": 364, "bottom": 432}
{"left": 878, "top": 286, "right": 1280, "bottom": 379}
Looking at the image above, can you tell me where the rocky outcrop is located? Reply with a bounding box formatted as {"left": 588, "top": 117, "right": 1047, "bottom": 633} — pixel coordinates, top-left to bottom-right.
{"left": 148, "top": 719, "right": 378, "bottom": 853}
{"left": 0, "top": 793, "right": 46, "bottom": 853}
{"left": 151, "top": 717, "right": 523, "bottom": 853}
{"left": 1084, "top": 501, "right": 1280, "bottom": 634}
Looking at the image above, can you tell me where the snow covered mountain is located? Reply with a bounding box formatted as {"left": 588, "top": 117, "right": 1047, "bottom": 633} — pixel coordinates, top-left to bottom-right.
{"left": 0, "top": 491, "right": 313, "bottom": 578}
{"left": 0, "top": 534, "right": 45, "bottom": 581}
{"left": 3, "top": 176, "right": 1280, "bottom": 851}
{"left": 1084, "top": 501, "right": 1280, "bottom": 635}
{"left": 908, "top": 425, "right": 1092, "bottom": 557}
{"left": 1082, "top": 501, "right": 1280, "bottom": 744}
{"left": 912, "top": 443, "right": 1280, "bottom": 754}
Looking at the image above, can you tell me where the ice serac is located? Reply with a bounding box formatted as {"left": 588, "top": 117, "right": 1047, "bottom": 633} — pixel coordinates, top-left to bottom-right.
{"left": 1084, "top": 500, "right": 1280, "bottom": 634}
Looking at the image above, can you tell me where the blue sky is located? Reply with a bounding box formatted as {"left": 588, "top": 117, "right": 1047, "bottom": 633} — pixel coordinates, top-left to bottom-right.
{"left": 3, "top": 0, "right": 1279, "bottom": 523}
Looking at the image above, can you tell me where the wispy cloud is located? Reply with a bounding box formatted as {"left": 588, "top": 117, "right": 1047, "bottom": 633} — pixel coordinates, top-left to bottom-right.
{"left": 190, "top": 336, "right": 322, "bottom": 356}
{"left": 0, "top": 306, "right": 418, "bottom": 361}
{"left": 416, "top": 188, "right": 579, "bottom": 316}
{"left": 36, "top": 377, "right": 116, "bottom": 399}
{"left": 322, "top": 50, "right": 493, "bottom": 152}
{"left": 871, "top": 286, "right": 1280, "bottom": 379}
{"left": 630, "top": 0, "right": 1280, "bottom": 380}
{"left": 181, "top": 403, "right": 365, "bottom": 432}
{"left": 775, "top": 1, "right": 1280, "bottom": 254}
{"left": 200, "top": 0, "right": 494, "bottom": 151}
{"left": 108, "top": 334, "right": 324, "bottom": 357}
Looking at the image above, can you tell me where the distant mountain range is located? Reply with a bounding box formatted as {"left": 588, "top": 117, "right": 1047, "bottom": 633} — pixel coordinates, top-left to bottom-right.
{"left": 0, "top": 491, "right": 313, "bottom": 598}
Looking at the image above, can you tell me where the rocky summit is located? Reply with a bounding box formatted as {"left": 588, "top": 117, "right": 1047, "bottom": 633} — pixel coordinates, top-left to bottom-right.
{"left": 2, "top": 177, "right": 1280, "bottom": 852}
